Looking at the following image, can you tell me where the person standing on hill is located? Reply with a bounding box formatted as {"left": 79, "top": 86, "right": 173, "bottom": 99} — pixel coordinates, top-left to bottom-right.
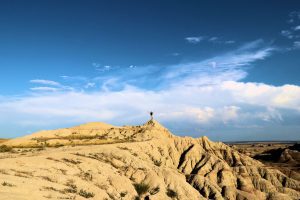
{"left": 150, "top": 111, "right": 153, "bottom": 120}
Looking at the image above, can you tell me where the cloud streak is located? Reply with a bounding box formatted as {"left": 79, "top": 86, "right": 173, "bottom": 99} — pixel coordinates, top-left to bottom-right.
{"left": 185, "top": 36, "right": 204, "bottom": 44}
{"left": 185, "top": 35, "right": 235, "bottom": 45}
{"left": 280, "top": 11, "right": 300, "bottom": 50}
{"left": 30, "top": 79, "right": 61, "bottom": 86}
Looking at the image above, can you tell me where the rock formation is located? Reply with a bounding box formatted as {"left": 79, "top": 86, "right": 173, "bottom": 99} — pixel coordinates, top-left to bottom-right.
{"left": 0, "top": 120, "right": 299, "bottom": 199}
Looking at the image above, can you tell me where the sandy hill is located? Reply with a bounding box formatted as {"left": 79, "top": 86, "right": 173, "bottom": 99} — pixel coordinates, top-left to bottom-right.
{"left": 0, "top": 120, "right": 299, "bottom": 200}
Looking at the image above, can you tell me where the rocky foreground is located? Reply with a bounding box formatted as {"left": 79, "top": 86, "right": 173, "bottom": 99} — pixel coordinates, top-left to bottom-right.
{"left": 0, "top": 120, "right": 299, "bottom": 200}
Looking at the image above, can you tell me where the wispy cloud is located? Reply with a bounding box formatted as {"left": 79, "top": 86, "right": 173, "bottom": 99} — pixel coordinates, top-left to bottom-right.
{"left": 30, "top": 79, "right": 61, "bottom": 86}
{"left": 84, "top": 82, "right": 95, "bottom": 89}
{"left": 293, "top": 41, "right": 300, "bottom": 49}
{"left": 185, "top": 35, "right": 235, "bottom": 45}
{"left": 30, "top": 87, "right": 59, "bottom": 92}
{"left": 96, "top": 65, "right": 111, "bottom": 72}
{"left": 224, "top": 40, "right": 235, "bottom": 44}
{"left": 185, "top": 36, "right": 204, "bottom": 44}
{"left": 288, "top": 11, "right": 300, "bottom": 23}
{"left": 162, "top": 40, "right": 274, "bottom": 87}
{"left": 209, "top": 37, "right": 218, "bottom": 41}
{"left": 294, "top": 25, "right": 300, "bottom": 31}
{"left": 281, "top": 30, "right": 294, "bottom": 39}
{"left": 27, "top": 40, "right": 274, "bottom": 93}
{"left": 30, "top": 79, "right": 73, "bottom": 92}
{"left": 208, "top": 37, "right": 235, "bottom": 44}
{"left": 171, "top": 53, "right": 180, "bottom": 56}
{"left": 280, "top": 11, "right": 300, "bottom": 50}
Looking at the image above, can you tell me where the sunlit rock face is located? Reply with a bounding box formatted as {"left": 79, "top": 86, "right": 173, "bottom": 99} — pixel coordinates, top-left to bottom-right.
{"left": 0, "top": 120, "right": 299, "bottom": 199}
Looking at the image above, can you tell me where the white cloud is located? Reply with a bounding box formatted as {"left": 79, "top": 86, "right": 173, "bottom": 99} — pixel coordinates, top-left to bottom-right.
{"left": 30, "top": 79, "right": 75, "bottom": 93}
{"left": 95, "top": 65, "right": 112, "bottom": 72}
{"left": 225, "top": 40, "right": 235, "bottom": 44}
{"left": 288, "top": 11, "right": 300, "bottom": 23}
{"left": 294, "top": 25, "right": 300, "bottom": 31}
{"left": 186, "top": 35, "right": 235, "bottom": 45}
{"left": 222, "top": 106, "right": 240, "bottom": 123}
{"left": 171, "top": 53, "right": 180, "bottom": 56}
{"left": 209, "top": 61, "right": 217, "bottom": 68}
{"left": 281, "top": 30, "right": 293, "bottom": 39}
{"left": 221, "top": 81, "right": 300, "bottom": 110}
{"left": 185, "top": 36, "right": 204, "bottom": 44}
{"left": 30, "top": 87, "right": 59, "bottom": 92}
{"left": 209, "top": 37, "right": 235, "bottom": 45}
{"left": 209, "top": 37, "right": 218, "bottom": 41}
{"left": 187, "top": 107, "right": 215, "bottom": 123}
{"left": 92, "top": 62, "right": 101, "bottom": 68}
{"left": 257, "top": 107, "right": 283, "bottom": 122}
{"left": 85, "top": 82, "right": 95, "bottom": 89}
{"left": 293, "top": 41, "right": 300, "bottom": 49}
{"left": 281, "top": 12, "right": 300, "bottom": 49}
{"left": 30, "top": 79, "right": 61, "bottom": 86}
{"left": 1, "top": 80, "right": 299, "bottom": 130}
{"left": 163, "top": 40, "right": 273, "bottom": 87}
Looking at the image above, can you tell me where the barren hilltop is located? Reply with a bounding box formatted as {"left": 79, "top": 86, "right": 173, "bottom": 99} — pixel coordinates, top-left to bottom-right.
{"left": 0, "top": 120, "right": 299, "bottom": 200}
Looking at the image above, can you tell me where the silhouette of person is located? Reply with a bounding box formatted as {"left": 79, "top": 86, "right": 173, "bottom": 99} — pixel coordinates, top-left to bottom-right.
{"left": 150, "top": 111, "right": 153, "bottom": 120}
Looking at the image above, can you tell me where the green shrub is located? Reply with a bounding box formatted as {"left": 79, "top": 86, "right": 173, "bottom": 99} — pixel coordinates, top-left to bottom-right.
{"left": 53, "top": 143, "right": 64, "bottom": 148}
{"left": 0, "top": 145, "right": 12, "bottom": 153}
{"left": 166, "top": 188, "right": 178, "bottom": 198}
{"left": 64, "top": 183, "right": 77, "bottom": 193}
{"left": 149, "top": 186, "right": 160, "bottom": 195}
{"left": 153, "top": 160, "right": 162, "bottom": 166}
{"left": 133, "top": 183, "right": 150, "bottom": 196}
{"left": 120, "top": 192, "right": 127, "bottom": 197}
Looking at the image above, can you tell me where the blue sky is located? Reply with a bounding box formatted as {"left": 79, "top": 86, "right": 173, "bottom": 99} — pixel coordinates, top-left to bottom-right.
{"left": 0, "top": 0, "right": 300, "bottom": 141}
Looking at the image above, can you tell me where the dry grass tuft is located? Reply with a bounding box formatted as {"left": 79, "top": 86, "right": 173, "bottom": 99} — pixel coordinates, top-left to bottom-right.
{"left": 78, "top": 189, "right": 94, "bottom": 198}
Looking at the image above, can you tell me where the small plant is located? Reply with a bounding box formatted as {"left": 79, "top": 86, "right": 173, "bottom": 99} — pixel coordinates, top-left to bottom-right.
{"left": 133, "top": 182, "right": 150, "bottom": 196}
{"left": 149, "top": 186, "right": 160, "bottom": 195}
{"left": 0, "top": 145, "right": 12, "bottom": 153}
{"left": 153, "top": 160, "right": 162, "bottom": 167}
{"left": 166, "top": 188, "right": 178, "bottom": 198}
{"left": 117, "top": 146, "right": 130, "bottom": 151}
{"left": 133, "top": 153, "right": 138, "bottom": 157}
{"left": 120, "top": 192, "right": 127, "bottom": 197}
{"left": 64, "top": 186, "right": 77, "bottom": 193}
{"left": 81, "top": 171, "right": 93, "bottom": 181}
{"left": 2, "top": 181, "right": 14, "bottom": 187}
{"left": 37, "top": 147, "right": 45, "bottom": 151}
{"left": 62, "top": 158, "right": 81, "bottom": 165}
{"left": 53, "top": 143, "right": 64, "bottom": 148}
{"left": 43, "top": 186, "right": 59, "bottom": 192}
{"left": 40, "top": 176, "right": 55, "bottom": 182}
{"left": 64, "top": 180, "right": 77, "bottom": 193}
{"left": 79, "top": 189, "right": 94, "bottom": 198}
